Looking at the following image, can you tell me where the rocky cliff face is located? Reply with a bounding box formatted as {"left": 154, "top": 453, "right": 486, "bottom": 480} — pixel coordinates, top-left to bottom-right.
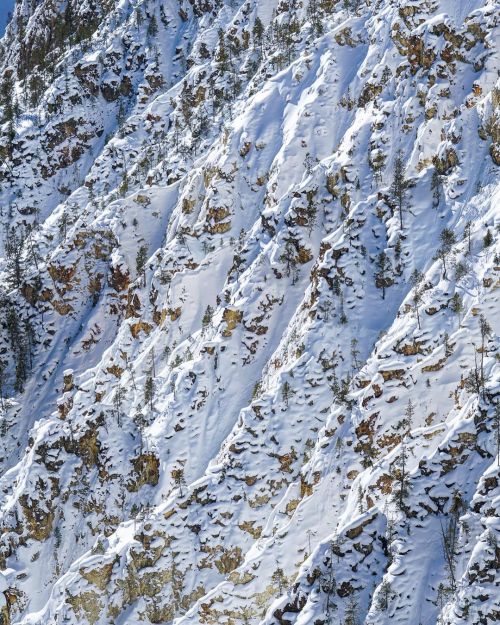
{"left": 0, "top": 1, "right": 498, "bottom": 624}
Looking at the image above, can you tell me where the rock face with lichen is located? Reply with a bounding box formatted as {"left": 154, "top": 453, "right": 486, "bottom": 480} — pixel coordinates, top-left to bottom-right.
{"left": 0, "top": 1, "right": 498, "bottom": 625}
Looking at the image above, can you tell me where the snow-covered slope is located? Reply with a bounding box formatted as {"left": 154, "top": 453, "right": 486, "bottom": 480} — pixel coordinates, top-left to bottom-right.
{"left": 0, "top": 1, "right": 498, "bottom": 624}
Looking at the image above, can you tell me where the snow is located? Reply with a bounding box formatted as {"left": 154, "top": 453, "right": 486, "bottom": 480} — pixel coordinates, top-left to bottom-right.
{"left": 0, "top": 0, "right": 497, "bottom": 624}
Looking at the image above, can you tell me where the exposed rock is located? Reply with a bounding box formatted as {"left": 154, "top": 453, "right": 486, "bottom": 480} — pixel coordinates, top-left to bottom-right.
{"left": 127, "top": 454, "right": 160, "bottom": 492}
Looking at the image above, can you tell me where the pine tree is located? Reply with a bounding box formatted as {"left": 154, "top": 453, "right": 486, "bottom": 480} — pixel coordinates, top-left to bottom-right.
{"left": 136, "top": 245, "right": 148, "bottom": 286}
{"left": 0, "top": 361, "right": 5, "bottom": 411}
{"left": 0, "top": 71, "right": 15, "bottom": 123}
{"left": 431, "top": 169, "right": 442, "bottom": 207}
{"left": 450, "top": 292, "right": 463, "bottom": 324}
{"left": 404, "top": 399, "right": 414, "bottom": 435}
{"left": 5, "top": 226, "right": 25, "bottom": 288}
{"left": 306, "top": 190, "right": 318, "bottom": 234}
{"left": 344, "top": 596, "right": 360, "bottom": 625}
{"left": 58, "top": 213, "right": 69, "bottom": 240}
{"left": 375, "top": 251, "right": 391, "bottom": 299}
{"left": 434, "top": 228, "right": 456, "bottom": 279}
{"left": 479, "top": 314, "right": 491, "bottom": 399}
{"left": 147, "top": 14, "right": 158, "bottom": 38}
{"left": 271, "top": 563, "right": 287, "bottom": 595}
{"left": 23, "top": 319, "right": 35, "bottom": 370}
{"left": 465, "top": 356, "right": 481, "bottom": 397}
{"left": 119, "top": 169, "right": 129, "bottom": 196}
{"left": 280, "top": 239, "right": 297, "bottom": 278}
{"left": 454, "top": 260, "right": 469, "bottom": 281}
{"left": 357, "top": 485, "right": 364, "bottom": 513}
{"left": 493, "top": 404, "right": 500, "bottom": 466}
{"left": 14, "top": 343, "right": 28, "bottom": 393}
{"left": 343, "top": 0, "right": 363, "bottom": 13}
{"left": 390, "top": 149, "right": 408, "bottom": 230}
{"left": 6, "top": 307, "right": 20, "bottom": 349}
{"left": 135, "top": 7, "right": 144, "bottom": 28}
{"left": 409, "top": 268, "right": 424, "bottom": 329}
{"left": 171, "top": 465, "right": 186, "bottom": 496}
{"left": 201, "top": 305, "right": 213, "bottom": 332}
{"left": 144, "top": 371, "right": 154, "bottom": 411}
{"left": 307, "top": 0, "right": 324, "bottom": 36}
{"left": 282, "top": 380, "right": 292, "bottom": 408}
{"left": 113, "top": 386, "right": 125, "bottom": 426}
{"left": 119, "top": 352, "right": 136, "bottom": 392}
{"left": 252, "top": 17, "right": 264, "bottom": 48}
{"left": 376, "top": 580, "right": 393, "bottom": 611}
{"left": 463, "top": 220, "right": 472, "bottom": 253}
{"left": 216, "top": 28, "right": 230, "bottom": 73}
{"left": 332, "top": 275, "right": 341, "bottom": 296}
{"left": 440, "top": 493, "right": 464, "bottom": 592}
{"left": 483, "top": 228, "right": 493, "bottom": 248}
{"left": 394, "top": 235, "right": 402, "bottom": 260}
{"left": 6, "top": 307, "right": 29, "bottom": 390}
{"left": 322, "top": 546, "right": 337, "bottom": 615}
{"left": 391, "top": 442, "right": 410, "bottom": 511}
{"left": 350, "top": 338, "right": 360, "bottom": 371}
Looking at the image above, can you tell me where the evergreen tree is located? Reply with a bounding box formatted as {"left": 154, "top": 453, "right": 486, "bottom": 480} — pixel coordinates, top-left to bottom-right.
{"left": 144, "top": 371, "right": 154, "bottom": 411}
{"left": 307, "top": 0, "right": 324, "bottom": 36}
{"left": 113, "top": 386, "right": 126, "bottom": 426}
{"left": 344, "top": 596, "right": 360, "bottom": 625}
{"left": 5, "top": 226, "right": 25, "bottom": 288}
{"left": 375, "top": 251, "right": 391, "bottom": 299}
{"left": 376, "top": 580, "right": 394, "bottom": 611}
{"left": 305, "top": 190, "right": 318, "bottom": 234}
{"left": 450, "top": 292, "right": 463, "bottom": 324}
{"left": 147, "top": 14, "right": 158, "bottom": 38}
{"left": 463, "top": 220, "right": 472, "bottom": 253}
{"left": 171, "top": 465, "right": 186, "bottom": 496}
{"left": 454, "top": 260, "right": 469, "bottom": 281}
{"left": 0, "top": 361, "right": 5, "bottom": 411}
{"left": 0, "top": 71, "right": 15, "bottom": 123}
{"left": 6, "top": 307, "right": 20, "bottom": 351}
{"left": 282, "top": 380, "right": 292, "bottom": 408}
{"left": 271, "top": 563, "right": 287, "bottom": 596}
{"left": 440, "top": 492, "right": 464, "bottom": 591}
{"left": 434, "top": 228, "right": 456, "bottom": 279}
{"left": 14, "top": 351, "right": 27, "bottom": 393}
{"left": 120, "top": 169, "right": 129, "bottom": 196}
{"left": 322, "top": 546, "right": 337, "bottom": 616}
{"left": 404, "top": 399, "right": 415, "bottom": 435}
{"left": 390, "top": 149, "right": 408, "bottom": 229}
{"left": 201, "top": 305, "right": 213, "bottom": 333}
{"left": 483, "top": 228, "right": 493, "bottom": 248}
{"left": 280, "top": 239, "right": 297, "bottom": 279}
{"left": 252, "top": 16, "right": 264, "bottom": 48}
{"left": 343, "top": 0, "right": 363, "bottom": 13}
{"left": 391, "top": 442, "right": 410, "bottom": 511}
{"left": 216, "top": 29, "right": 230, "bottom": 73}
{"left": 431, "top": 169, "right": 442, "bottom": 208}
{"left": 23, "top": 319, "right": 35, "bottom": 370}
{"left": 135, "top": 7, "right": 144, "bottom": 29}
{"left": 136, "top": 245, "right": 148, "bottom": 286}
{"left": 409, "top": 268, "right": 424, "bottom": 329}
{"left": 493, "top": 404, "right": 500, "bottom": 466}
{"left": 479, "top": 314, "right": 491, "bottom": 399}
{"left": 350, "top": 338, "right": 360, "bottom": 371}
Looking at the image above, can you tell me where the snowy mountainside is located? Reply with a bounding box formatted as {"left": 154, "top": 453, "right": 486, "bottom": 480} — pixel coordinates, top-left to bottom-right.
{"left": 0, "top": 1, "right": 498, "bottom": 624}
